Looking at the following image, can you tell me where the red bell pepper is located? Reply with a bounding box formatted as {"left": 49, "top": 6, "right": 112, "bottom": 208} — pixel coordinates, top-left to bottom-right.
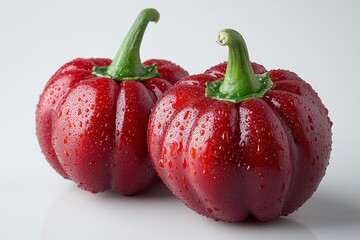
{"left": 148, "top": 29, "right": 332, "bottom": 221}
{"left": 36, "top": 9, "right": 188, "bottom": 195}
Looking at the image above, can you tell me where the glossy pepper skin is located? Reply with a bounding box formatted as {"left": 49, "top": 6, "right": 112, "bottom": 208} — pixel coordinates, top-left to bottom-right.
{"left": 36, "top": 9, "right": 188, "bottom": 195}
{"left": 148, "top": 29, "right": 332, "bottom": 221}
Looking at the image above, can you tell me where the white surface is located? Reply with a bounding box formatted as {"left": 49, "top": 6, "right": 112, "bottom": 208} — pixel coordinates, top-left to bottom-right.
{"left": 1, "top": 0, "right": 360, "bottom": 239}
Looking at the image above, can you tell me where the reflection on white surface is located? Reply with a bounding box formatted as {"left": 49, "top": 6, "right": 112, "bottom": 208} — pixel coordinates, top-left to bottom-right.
{"left": 40, "top": 182, "right": 332, "bottom": 240}
{"left": 296, "top": 190, "right": 360, "bottom": 231}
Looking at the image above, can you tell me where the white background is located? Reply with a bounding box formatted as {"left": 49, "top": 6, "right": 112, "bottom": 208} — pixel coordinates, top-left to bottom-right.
{"left": 1, "top": 0, "right": 360, "bottom": 239}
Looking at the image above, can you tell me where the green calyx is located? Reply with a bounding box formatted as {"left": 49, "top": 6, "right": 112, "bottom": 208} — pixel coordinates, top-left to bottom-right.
{"left": 92, "top": 8, "right": 160, "bottom": 81}
{"left": 206, "top": 29, "right": 274, "bottom": 103}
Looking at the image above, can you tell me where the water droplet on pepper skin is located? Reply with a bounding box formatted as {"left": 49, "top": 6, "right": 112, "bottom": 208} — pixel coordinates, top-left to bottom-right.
{"left": 221, "top": 130, "right": 229, "bottom": 142}
{"left": 159, "top": 160, "right": 165, "bottom": 168}
{"left": 182, "top": 158, "right": 187, "bottom": 169}
{"left": 169, "top": 142, "right": 177, "bottom": 157}
{"left": 190, "top": 148, "right": 196, "bottom": 159}
{"left": 89, "top": 161, "right": 97, "bottom": 167}
{"left": 183, "top": 177, "right": 189, "bottom": 190}
{"left": 177, "top": 142, "right": 183, "bottom": 153}
{"left": 308, "top": 115, "right": 313, "bottom": 123}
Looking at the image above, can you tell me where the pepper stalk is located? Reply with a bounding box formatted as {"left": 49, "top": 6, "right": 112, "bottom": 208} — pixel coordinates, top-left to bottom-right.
{"left": 206, "top": 29, "right": 274, "bottom": 103}
{"left": 93, "top": 8, "right": 160, "bottom": 80}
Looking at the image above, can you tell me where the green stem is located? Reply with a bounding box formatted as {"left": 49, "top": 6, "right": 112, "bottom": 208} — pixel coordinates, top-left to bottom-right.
{"left": 206, "top": 29, "right": 274, "bottom": 103}
{"left": 218, "top": 29, "right": 261, "bottom": 96}
{"left": 93, "top": 8, "right": 160, "bottom": 80}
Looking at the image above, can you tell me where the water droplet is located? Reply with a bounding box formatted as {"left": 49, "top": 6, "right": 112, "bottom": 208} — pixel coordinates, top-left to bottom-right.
{"left": 90, "top": 161, "right": 97, "bottom": 167}
{"left": 206, "top": 208, "right": 213, "bottom": 213}
{"left": 329, "top": 119, "right": 333, "bottom": 127}
{"left": 169, "top": 142, "right": 177, "bottom": 157}
{"left": 311, "top": 158, "right": 315, "bottom": 166}
{"left": 182, "top": 158, "right": 187, "bottom": 169}
{"left": 159, "top": 160, "right": 165, "bottom": 168}
{"left": 190, "top": 147, "right": 196, "bottom": 159}
{"left": 271, "top": 98, "right": 281, "bottom": 108}
{"left": 183, "top": 111, "right": 190, "bottom": 120}
{"left": 177, "top": 141, "right": 183, "bottom": 153}
{"left": 221, "top": 130, "right": 229, "bottom": 142}
{"left": 183, "top": 177, "right": 189, "bottom": 190}
{"left": 257, "top": 144, "right": 261, "bottom": 152}
{"left": 308, "top": 115, "right": 313, "bottom": 123}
